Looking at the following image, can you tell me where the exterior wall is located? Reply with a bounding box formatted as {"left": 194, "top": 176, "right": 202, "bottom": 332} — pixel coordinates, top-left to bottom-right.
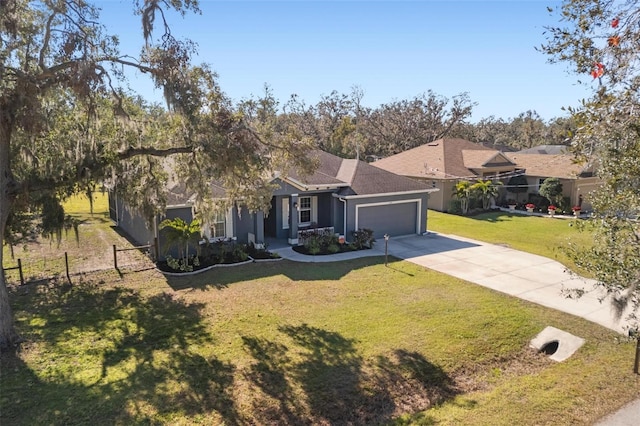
{"left": 426, "top": 179, "right": 445, "bottom": 211}
{"left": 315, "top": 193, "right": 333, "bottom": 228}
{"left": 333, "top": 197, "right": 346, "bottom": 236}
{"left": 157, "top": 206, "right": 196, "bottom": 260}
{"left": 573, "top": 176, "right": 601, "bottom": 211}
{"left": 343, "top": 193, "right": 429, "bottom": 240}
{"left": 271, "top": 180, "right": 300, "bottom": 196}
{"left": 264, "top": 197, "right": 279, "bottom": 238}
{"left": 409, "top": 178, "right": 450, "bottom": 212}
{"left": 440, "top": 180, "right": 456, "bottom": 212}
{"left": 234, "top": 206, "right": 255, "bottom": 244}
{"left": 109, "top": 192, "right": 155, "bottom": 247}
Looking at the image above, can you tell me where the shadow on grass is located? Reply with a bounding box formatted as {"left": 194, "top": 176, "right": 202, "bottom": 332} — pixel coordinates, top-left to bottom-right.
{"left": 68, "top": 210, "right": 112, "bottom": 224}
{"left": 2, "top": 279, "right": 239, "bottom": 425}
{"left": 165, "top": 257, "right": 388, "bottom": 291}
{"left": 241, "top": 323, "right": 459, "bottom": 424}
{"left": 464, "top": 211, "right": 518, "bottom": 223}
{"left": 4, "top": 278, "right": 462, "bottom": 424}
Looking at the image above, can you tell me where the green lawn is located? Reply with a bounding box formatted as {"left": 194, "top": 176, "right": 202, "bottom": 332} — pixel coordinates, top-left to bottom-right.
{"left": 427, "top": 209, "right": 594, "bottom": 274}
{"left": 1, "top": 200, "right": 639, "bottom": 425}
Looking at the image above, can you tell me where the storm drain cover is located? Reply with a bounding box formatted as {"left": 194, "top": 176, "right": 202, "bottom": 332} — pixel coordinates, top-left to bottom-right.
{"left": 530, "top": 326, "right": 585, "bottom": 362}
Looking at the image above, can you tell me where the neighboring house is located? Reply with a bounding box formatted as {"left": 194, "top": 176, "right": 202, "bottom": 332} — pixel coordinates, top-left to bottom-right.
{"left": 505, "top": 153, "right": 600, "bottom": 210}
{"left": 109, "top": 150, "right": 438, "bottom": 254}
{"left": 372, "top": 138, "right": 518, "bottom": 211}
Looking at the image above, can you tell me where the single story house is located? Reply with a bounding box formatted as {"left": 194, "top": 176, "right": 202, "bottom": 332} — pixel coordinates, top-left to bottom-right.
{"left": 372, "top": 138, "right": 518, "bottom": 211}
{"left": 109, "top": 150, "right": 438, "bottom": 253}
{"left": 504, "top": 152, "right": 600, "bottom": 211}
{"left": 372, "top": 139, "right": 599, "bottom": 212}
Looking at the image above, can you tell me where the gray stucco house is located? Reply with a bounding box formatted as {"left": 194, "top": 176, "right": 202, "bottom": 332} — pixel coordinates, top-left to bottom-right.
{"left": 109, "top": 150, "right": 438, "bottom": 251}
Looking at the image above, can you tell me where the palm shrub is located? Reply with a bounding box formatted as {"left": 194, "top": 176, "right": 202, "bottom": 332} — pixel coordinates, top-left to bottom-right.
{"left": 453, "top": 180, "right": 472, "bottom": 214}
{"left": 471, "top": 180, "right": 501, "bottom": 210}
{"left": 159, "top": 217, "right": 201, "bottom": 270}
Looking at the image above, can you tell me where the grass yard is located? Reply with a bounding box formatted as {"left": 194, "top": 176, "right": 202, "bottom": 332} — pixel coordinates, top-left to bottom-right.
{"left": 2, "top": 193, "right": 150, "bottom": 283}
{"left": 426, "top": 210, "right": 595, "bottom": 274}
{"left": 1, "top": 198, "right": 639, "bottom": 425}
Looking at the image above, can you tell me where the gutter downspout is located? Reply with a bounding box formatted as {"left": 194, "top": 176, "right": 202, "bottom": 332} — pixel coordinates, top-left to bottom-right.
{"left": 338, "top": 197, "right": 347, "bottom": 242}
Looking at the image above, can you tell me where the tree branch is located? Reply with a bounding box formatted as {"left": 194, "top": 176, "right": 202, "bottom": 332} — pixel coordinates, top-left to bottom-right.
{"left": 38, "top": 10, "right": 57, "bottom": 70}
{"left": 116, "top": 145, "right": 193, "bottom": 161}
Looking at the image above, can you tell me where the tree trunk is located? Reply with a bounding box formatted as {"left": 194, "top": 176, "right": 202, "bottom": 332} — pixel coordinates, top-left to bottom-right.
{"left": 0, "top": 118, "right": 20, "bottom": 351}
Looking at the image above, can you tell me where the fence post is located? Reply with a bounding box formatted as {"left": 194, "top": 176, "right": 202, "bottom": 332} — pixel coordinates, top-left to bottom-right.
{"left": 634, "top": 336, "right": 640, "bottom": 375}
{"left": 113, "top": 245, "right": 118, "bottom": 270}
{"left": 154, "top": 237, "right": 159, "bottom": 261}
{"left": 65, "top": 252, "right": 71, "bottom": 284}
{"left": 18, "top": 258, "right": 24, "bottom": 286}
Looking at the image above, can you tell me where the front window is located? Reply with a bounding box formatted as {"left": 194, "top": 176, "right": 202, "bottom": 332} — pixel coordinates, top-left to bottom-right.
{"left": 210, "top": 211, "right": 226, "bottom": 238}
{"left": 299, "top": 197, "right": 312, "bottom": 225}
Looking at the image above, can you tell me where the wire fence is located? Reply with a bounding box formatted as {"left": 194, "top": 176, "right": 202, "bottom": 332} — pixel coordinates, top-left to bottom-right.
{"left": 3, "top": 243, "right": 155, "bottom": 286}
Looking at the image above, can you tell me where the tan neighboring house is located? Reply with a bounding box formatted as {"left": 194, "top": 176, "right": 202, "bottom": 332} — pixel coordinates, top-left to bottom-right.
{"left": 372, "top": 138, "right": 517, "bottom": 211}
{"left": 505, "top": 153, "right": 600, "bottom": 211}
{"left": 373, "top": 138, "right": 600, "bottom": 212}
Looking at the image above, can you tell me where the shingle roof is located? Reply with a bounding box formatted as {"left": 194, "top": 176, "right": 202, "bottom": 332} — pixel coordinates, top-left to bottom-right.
{"left": 505, "top": 153, "right": 589, "bottom": 179}
{"left": 285, "top": 150, "right": 348, "bottom": 188}
{"left": 517, "top": 145, "right": 569, "bottom": 155}
{"left": 372, "top": 138, "right": 499, "bottom": 179}
{"left": 165, "top": 149, "right": 434, "bottom": 205}
{"left": 338, "top": 159, "right": 432, "bottom": 196}
{"left": 285, "top": 150, "right": 432, "bottom": 196}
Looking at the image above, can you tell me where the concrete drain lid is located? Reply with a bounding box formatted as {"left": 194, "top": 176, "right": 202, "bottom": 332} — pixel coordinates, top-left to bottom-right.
{"left": 530, "top": 326, "right": 585, "bottom": 362}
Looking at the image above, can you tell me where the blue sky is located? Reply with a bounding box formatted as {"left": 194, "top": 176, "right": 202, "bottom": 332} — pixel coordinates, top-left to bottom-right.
{"left": 98, "top": 0, "right": 593, "bottom": 122}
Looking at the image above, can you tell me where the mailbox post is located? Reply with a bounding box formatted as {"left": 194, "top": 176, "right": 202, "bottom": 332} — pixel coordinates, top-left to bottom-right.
{"left": 384, "top": 234, "right": 390, "bottom": 266}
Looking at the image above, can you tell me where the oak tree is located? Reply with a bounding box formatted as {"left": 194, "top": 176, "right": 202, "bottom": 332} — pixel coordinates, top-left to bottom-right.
{"left": 0, "top": 0, "right": 312, "bottom": 350}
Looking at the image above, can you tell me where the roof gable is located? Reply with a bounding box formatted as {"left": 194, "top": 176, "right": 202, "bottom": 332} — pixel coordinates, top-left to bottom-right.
{"left": 462, "top": 150, "right": 516, "bottom": 169}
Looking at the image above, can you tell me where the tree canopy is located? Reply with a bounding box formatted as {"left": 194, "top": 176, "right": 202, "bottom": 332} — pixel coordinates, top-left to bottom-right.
{"left": 542, "top": 0, "right": 640, "bottom": 328}
{"left": 538, "top": 177, "right": 563, "bottom": 207}
{"left": 0, "top": 0, "right": 313, "bottom": 350}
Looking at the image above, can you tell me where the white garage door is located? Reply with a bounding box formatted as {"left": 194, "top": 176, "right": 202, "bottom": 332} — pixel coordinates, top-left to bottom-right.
{"left": 357, "top": 201, "right": 419, "bottom": 238}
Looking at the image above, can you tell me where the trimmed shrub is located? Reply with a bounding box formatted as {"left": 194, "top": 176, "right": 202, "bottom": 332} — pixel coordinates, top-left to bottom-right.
{"left": 448, "top": 199, "right": 463, "bottom": 215}
{"left": 352, "top": 228, "right": 376, "bottom": 249}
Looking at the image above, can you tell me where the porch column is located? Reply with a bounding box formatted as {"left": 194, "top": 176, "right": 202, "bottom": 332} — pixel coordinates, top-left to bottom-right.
{"left": 288, "top": 194, "right": 299, "bottom": 245}
{"left": 254, "top": 211, "right": 265, "bottom": 244}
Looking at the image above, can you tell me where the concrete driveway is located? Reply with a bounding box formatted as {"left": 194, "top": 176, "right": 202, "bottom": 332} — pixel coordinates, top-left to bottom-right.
{"left": 277, "top": 232, "right": 633, "bottom": 333}
{"left": 374, "top": 232, "right": 633, "bottom": 333}
{"left": 276, "top": 231, "right": 639, "bottom": 423}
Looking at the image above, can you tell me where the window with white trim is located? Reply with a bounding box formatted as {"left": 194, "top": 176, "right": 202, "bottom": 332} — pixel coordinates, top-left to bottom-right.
{"left": 299, "top": 197, "right": 312, "bottom": 224}
{"left": 298, "top": 196, "right": 318, "bottom": 226}
{"left": 210, "top": 211, "right": 226, "bottom": 238}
